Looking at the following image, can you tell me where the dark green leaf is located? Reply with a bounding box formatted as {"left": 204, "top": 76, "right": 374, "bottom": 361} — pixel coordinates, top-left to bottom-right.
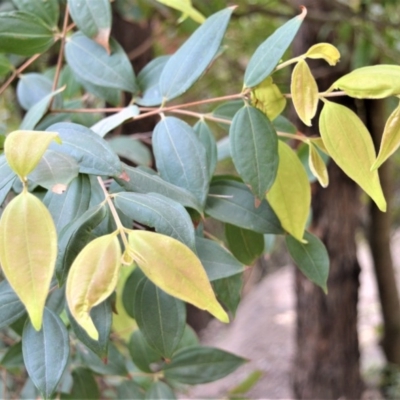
{"left": 160, "top": 7, "right": 234, "bottom": 101}
{"left": 12, "top": 0, "right": 59, "bottom": 28}
{"left": 44, "top": 174, "right": 91, "bottom": 233}
{"left": 193, "top": 120, "right": 217, "bottom": 178}
{"left": 225, "top": 224, "right": 264, "bottom": 265}
{"left": 213, "top": 100, "right": 245, "bottom": 128}
{"left": 164, "top": 346, "right": 246, "bottom": 384}
{"left": 57, "top": 65, "right": 82, "bottom": 99}
{"left": 118, "top": 381, "right": 145, "bottom": 400}
{"left": 117, "top": 164, "right": 202, "bottom": 213}
{"left": 65, "top": 32, "right": 137, "bottom": 93}
{"left": 213, "top": 273, "right": 243, "bottom": 316}
{"left": 115, "top": 192, "right": 196, "bottom": 250}
{"left": 17, "top": 73, "right": 53, "bottom": 111}
{"left": 22, "top": 308, "right": 69, "bottom": 399}
{"left": 0, "top": 341, "right": 23, "bottom": 370}
{"left": 0, "top": 280, "right": 26, "bottom": 329}
{"left": 174, "top": 325, "right": 199, "bottom": 353}
{"left": 206, "top": 179, "right": 283, "bottom": 234}
{"left": 137, "top": 55, "right": 170, "bottom": 106}
{"left": 273, "top": 114, "right": 297, "bottom": 134}
{"left": 244, "top": 9, "right": 306, "bottom": 87}
{"left": 230, "top": 105, "right": 279, "bottom": 199}
{"left": 153, "top": 117, "right": 209, "bottom": 207}
{"left": 128, "top": 329, "right": 162, "bottom": 373}
{"left": 286, "top": 231, "right": 330, "bottom": 292}
{"left": 135, "top": 279, "right": 186, "bottom": 358}
{"left": 56, "top": 204, "right": 107, "bottom": 284}
{"left": 122, "top": 267, "right": 146, "bottom": 319}
{"left": 67, "top": 368, "right": 99, "bottom": 400}
{"left": 195, "top": 237, "right": 243, "bottom": 281}
{"left": 68, "top": 299, "right": 112, "bottom": 358}
{"left": 47, "top": 122, "right": 122, "bottom": 176}
{"left": 217, "top": 136, "right": 230, "bottom": 161}
{"left": 45, "top": 286, "right": 65, "bottom": 315}
{"left": 0, "top": 11, "right": 55, "bottom": 56}
{"left": 108, "top": 136, "right": 152, "bottom": 166}
{"left": 145, "top": 381, "right": 176, "bottom": 400}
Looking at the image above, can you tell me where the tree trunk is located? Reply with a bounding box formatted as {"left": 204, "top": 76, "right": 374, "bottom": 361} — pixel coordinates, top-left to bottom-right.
{"left": 291, "top": 1, "right": 364, "bottom": 397}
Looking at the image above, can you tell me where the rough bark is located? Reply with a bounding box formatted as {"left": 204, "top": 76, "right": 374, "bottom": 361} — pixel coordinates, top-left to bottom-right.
{"left": 291, "top": 0, "right": 364, "bottom": 398}
{"left": 365, "top": 99, "right": 400, "bottom": 365}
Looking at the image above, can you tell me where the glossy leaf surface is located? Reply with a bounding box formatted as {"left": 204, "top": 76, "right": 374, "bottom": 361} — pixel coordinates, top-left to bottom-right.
{"left": 68, "top": 368, "right": 99, "bottom": 400}
{"left": 319, "top": 101, "right": 386, "bottom": 211}
{"left": 129, "top": 230, "right": 229, "bottom": 323}
{"left": 213, "top": 273, "right": 242, "bottom": 316}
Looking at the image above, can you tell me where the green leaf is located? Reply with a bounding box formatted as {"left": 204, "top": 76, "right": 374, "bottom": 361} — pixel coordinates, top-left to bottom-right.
{"left": 137, "top": 55, "right": 170, "bottom": 107}
{"left": 266, "top": 141, "right": 311, "bottom": 242}
{"left": 145, "top": 381, "right": 176, "bottom": 400}
{"left": 91, "top": 105, "right": 140, "bottom": 137}
{"left": 217, "top": 136, "right": 231, "bottom": 161}
{"left": 206, "top": 179, "right": 283, "bottom": 234}
{"left": 17, "top": 73, "right": 54, "bottom": 111}
{"left": 0, "top": 280, "right": 26, "bottom": 329}
{"left": 244, "top": 7, "right": 306, "bottom": 88}
{"left": 0, "top": 192, "right": 57, "bottom": 330}
{"left": 108, "top": 136, "right": 152, "bottom": 167}
{"left": 67, "top": 368, "right": 99, "bottom": 400}
{"left": 47, "top": 122, "right": 122, "bottom": 177}
{"left": 117, "top": 164, "right": 202, "bottom": 213}
{"left": 225, "top": 224, "right": 264, "bottom": 265}
{"left": 65, "top": 32, "right": 137, "bottom": 94}
{"left": 12, "top": 0, "right": 59, "bottom": 28}
{"left": 228, "top": 370, "right": 263, "bottom": 395}
{"left": 372, "top": 101, "right": 400, "bottom": 170}
{"left": 115, "top": 192, "right": 196, "bottom": 251}
{"left": 195, "top": 237, "right": 244, "bottom": 281}
{"left": 291, "top": 59, "right": 319, "bottom": 126}
{"left": 331, "top": 65, "right": 400, "bottom": 98}
{"left": 68, "top": 299, "right": 112, "bottom": 358}
{"left": 44, "top": 174, "right": 91, "bottom": 233}
{"left": 213, "top": 100, "right": 245, "bottom": 128}
{"left": 286, "top": 231, "right": 329, "bottom": 292}
{"left": 0, "top": 155, "right": 16, "bottom": 191}
{"left": 175, "top": 325, "right": 199, "bottom": 352}
{"left": 156, "top": 0, "right": 205, "bottom": 23}
{"left": 213, "top": 273, "right": 242, "bottom": 316}
{"left": 160, "top": 7, "right": 234, "bottom": 101}
{"left": 68, "top": 0, "right": 112, "bottom": 52}
{"left": 122, "top": 267, "right": 146, "bottom": 319}
{"left": 0, "top": 11, "right": 55, "bottom": 56}
{"left": 129, "top": 230, "right": 229, "bottom": 323}
{"left": 164, "top": 346, "right": 247, "bottom": 384}
{"left": 128, "top": 329, "right": 162, "bottom": 373}
{"left": 193, "top": 120, "right": 218, "bottom": 178}
{"left": 153, "top": 117, "right": 209, "bottom": 207}
{"left": 118, "top": 381, "right": 145, "bottom": 400}
{"left": 22, "top": 308, "right": 69, "bottom": 399}
{"left": 28, "top": 150, "right": 79, "bottom": 192}
{"left": 319, "top": 100, "right": 386, "bottom": 211}
{"left": 5, "top": 130, "right": 60, "bottom": 178}
{"left": 66, "top": 232, "right": 121, "bottom": 340}
{"left": 1, "top": 341, "right": 23, "bottom": 370}
{"left": 134, "top": 278, "right": 186, "bottom": 358}
{"left": 273, "top": 114, "right": 297, "bottom": 134}
{"left": 230, "top": 105, "right": 278, "bottom": 200}
{"left": 0, "top": 54, "right": 12, "bottom": 77}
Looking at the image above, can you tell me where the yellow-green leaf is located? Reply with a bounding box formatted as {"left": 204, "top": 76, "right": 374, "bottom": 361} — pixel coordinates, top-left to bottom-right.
{"left": 5, "top": 130, "right": 60, "bottom": 179}
{"left": 0, "top": 191, "right": 57, "bottom": 330}
{"left": 128, "top": 230, "right": 229, "bottom": 323}
{"left": 372, "top": 101, "right": 400, "bottom": 170}
{"left": 266, "top": 141, "right": 310, "bottom": 242}
{"left": 66, "top": 232, "right": 121, "bottom": 340}
{"left": 331, "top": 65, "right": 400, "bottom": 99}
{"left": 155, "top": 0, "right": 205, "bottom": 23}
{"left": 291, "top": 60, "right": 319, "bottom": 126}
{"left": 304, "top": 43, "right": 340, "bottom": 66}
{"left": 319, "top": 101, "right": 386, "bottom": 211}
{"left": 309, "top": 137, "right": 329, "bottom": 154}
{"left": 308, "top": 142, "right": 329, "bottom": 187}
{"left": 251, "top": 76, "right": 286, "bottom": 121}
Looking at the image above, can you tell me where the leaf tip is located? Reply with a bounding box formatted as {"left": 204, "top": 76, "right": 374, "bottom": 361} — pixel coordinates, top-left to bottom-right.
{"left": 299, "top": 6, "right": 308, "bottom": 20}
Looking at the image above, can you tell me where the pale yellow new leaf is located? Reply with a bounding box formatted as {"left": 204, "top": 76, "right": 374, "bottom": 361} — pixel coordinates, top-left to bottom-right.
{"left": 291, "top": 59, "right": 319, "bottom": 126}
{"left": 0, "top": 191, "right": 57, "bottom": 330}
{"left": 156, "top": 0, "right": 205, "bottom": 23}
{"left": 266, "top": 141, "right": 311, "bottom": 242}
{"left": 66, "top": 232, "right": 122, "bottom": 340}
{"left": 331, "top": 65, "right": 400, "bottom": 98}
{"left": 128, "top": 230, "right": 229, "bottom": 323}
{"left": 319, "top": 101, "right": 386, "bottom": 211}
{"left": 251, "top": 76, "right": 286, "bottom": 121}
{"left": 304, "top": 43, "right": 340, "bottom": 66}
{"left": 372, "top": 101, "right": 400, "bottom": 170}
{"left": 308, "top": 142, "right": 329, "bottom": 188}
{"left": 5, "top": 130, "right": 60, "bottom": 179}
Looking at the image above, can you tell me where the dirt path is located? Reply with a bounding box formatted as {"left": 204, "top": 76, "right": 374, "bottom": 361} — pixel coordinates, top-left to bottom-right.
{"left": 184, "top": 238, "right": 391, "bottom": 399}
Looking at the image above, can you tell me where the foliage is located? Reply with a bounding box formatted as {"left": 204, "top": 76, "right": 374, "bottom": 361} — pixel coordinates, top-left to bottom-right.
{"left": 0, "top": 0, "right": 398, "bottom": 398}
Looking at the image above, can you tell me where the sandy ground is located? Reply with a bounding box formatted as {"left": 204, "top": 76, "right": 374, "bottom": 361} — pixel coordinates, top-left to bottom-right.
{"left": 183, "top": 235, "right": 398, "bottom": 399}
